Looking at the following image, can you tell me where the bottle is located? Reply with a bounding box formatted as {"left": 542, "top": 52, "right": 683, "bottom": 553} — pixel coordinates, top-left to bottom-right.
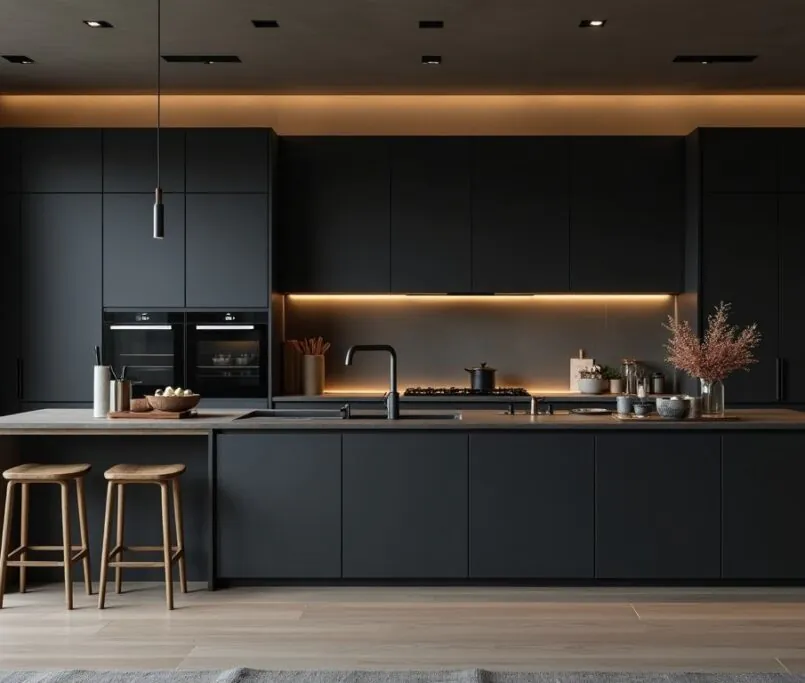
{"left": 621, "top": 359, "right": 638, "bottom": 395}
{"left": 652, "top": 373, "right": 665, "bottom": 395}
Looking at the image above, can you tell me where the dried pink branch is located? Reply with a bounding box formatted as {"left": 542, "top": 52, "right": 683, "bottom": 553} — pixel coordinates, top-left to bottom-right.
{"left": 663, "top": 302, "right": 761, "bottom": 383}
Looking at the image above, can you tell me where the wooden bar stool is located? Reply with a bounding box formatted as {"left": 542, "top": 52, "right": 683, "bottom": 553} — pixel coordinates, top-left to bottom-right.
{"left": 0, "top": 463, "right": 93, "bottom": 609}
{"left": 98, "top": 464, "right": 187, "bottom": 610}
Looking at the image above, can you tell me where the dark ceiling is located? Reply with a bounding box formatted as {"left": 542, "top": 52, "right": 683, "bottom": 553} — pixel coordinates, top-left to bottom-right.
{"left": 1, "top": 0, "right": 804, "bottom": 94}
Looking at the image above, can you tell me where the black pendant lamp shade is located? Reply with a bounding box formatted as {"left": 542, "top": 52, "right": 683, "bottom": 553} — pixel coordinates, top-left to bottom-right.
{"left": 153, "top": 0, "right": 164, "bottom": 239}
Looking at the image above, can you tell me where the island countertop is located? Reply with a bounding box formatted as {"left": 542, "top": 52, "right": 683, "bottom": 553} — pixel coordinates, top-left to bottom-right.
{"left": 1, "top": 408, "right": 805, "bottom": 433}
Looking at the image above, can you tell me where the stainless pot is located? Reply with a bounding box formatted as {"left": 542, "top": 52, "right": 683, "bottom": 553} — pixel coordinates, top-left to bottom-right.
{"left": 465, "top": 362, "right": 496, "bottom": 392}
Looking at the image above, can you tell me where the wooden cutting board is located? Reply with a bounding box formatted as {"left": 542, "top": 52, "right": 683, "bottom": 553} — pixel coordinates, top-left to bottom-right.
{"left": 108, "top": 410, "right": 197, "bottom": 419}
{"left": 569, "top": 350, "right": 595, "bottom": 391}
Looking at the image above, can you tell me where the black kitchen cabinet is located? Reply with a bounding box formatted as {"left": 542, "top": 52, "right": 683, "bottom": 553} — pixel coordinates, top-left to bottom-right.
{"left": 216, "top": 433, "right": 341, "bottom": 578}
{"left": 701, "top": 194, "right": 779, "bottom": 403}
{"left": 21, "top": 129, "right": 102, "bottom": 193}
{"left": 469, "top": 433, "right": 594, "bottom": 578}
{"left": 569, "top": 137, "right": 684, "bottom": 292}
{"left": 0, "top": 195, "right": 20, "bottom": 415}
{"left": 342, "top": 433, "right": 468, "bottom": 578}
{"left": 390, "top": 138, "right": 472, "bottom": 293}
{"left": 279, "top": 137, "right": 390, "bottom": 292}
{"left": 595, "top": 433, "right": 721, "bottom": 579}
{"left": 103, "top": 194, "right": 186, "bottom": 308}
{"left": 701, "top": 128, "right": 778, "bottom": 193}
{"left": 0, "top": 129, "right": 21, "bottom": 192}
{"left": 722, "top": 433, "right": 805, "bottom": 579}
{"left": 777, "top": 129, "right": 805, "bottom": 192}
{"left": 185, "top": 194, "right": 268, "bottom": 308}
{"left": 779, "top": 195, "right": 805, "bottom": 402}
{"left": 20, "top": 194, "right": 102, "bottom": 402}
{"left": 103, "top": 129, "right": 185, "bottom": 193}
{"left": 471, "top": 138, "right": 570, "bottom": 293}
{"left": 186, "top": 129, "right": 268, "bottom": 193}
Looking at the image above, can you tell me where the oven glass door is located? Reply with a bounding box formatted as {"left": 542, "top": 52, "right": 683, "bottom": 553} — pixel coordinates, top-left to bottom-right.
{"left": 103, "top": 315, "right": 184, "bottom": 398}
{"left": 187, "top": 324, "right": 268, "bottom": 398}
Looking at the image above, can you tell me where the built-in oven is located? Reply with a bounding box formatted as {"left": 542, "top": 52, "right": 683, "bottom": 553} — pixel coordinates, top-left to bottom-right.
{"left": 185, "top": 312, "right": 269, "bottom": 399}
{"left": 103, "top": 312, "right": 185, "bottom": 398}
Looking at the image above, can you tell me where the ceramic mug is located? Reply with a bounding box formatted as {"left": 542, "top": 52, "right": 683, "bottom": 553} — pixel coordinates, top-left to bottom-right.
{"left": 616, "top": 395, "right": 633, "bottom": 416}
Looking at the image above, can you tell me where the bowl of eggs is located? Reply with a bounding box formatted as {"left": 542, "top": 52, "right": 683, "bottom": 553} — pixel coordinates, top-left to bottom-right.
{"left": 146, "top": 387, "right": 201, "bottom": 413}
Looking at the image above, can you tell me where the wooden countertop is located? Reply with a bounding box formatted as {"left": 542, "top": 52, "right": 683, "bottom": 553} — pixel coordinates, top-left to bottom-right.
{"left": 0, "top": 408, "right": 805, "bottom": 434}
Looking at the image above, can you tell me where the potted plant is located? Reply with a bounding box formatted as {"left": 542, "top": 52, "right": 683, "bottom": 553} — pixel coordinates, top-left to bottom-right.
{"left": 664, "top": 302, "right": 761, "bottom": 417}
{"left": 600, "top": 365, "right": 624, "bottom": 394}
{"left": 577, "top": 365, "right": 609, "bottom": 394}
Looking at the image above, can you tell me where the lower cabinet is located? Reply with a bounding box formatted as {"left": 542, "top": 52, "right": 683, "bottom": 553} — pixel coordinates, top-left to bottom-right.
{"left": 722, "top": 433, "right": 805, "bottom": 579}
{"left": 595, "top": 433, "right": 721, "bottom": 579}
{"left": 342, "top": 433, "right": 468, "bottom": 578}
{"left": 469, "top": 433, "right": 594, "bottom": 578}
{"left": 216, "top": 433, "right": 341, "bottom": 578}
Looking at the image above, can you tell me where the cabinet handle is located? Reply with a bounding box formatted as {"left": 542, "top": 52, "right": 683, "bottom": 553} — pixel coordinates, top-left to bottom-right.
{"left": 16, "top": 359, "right": 23, "bottom": 401}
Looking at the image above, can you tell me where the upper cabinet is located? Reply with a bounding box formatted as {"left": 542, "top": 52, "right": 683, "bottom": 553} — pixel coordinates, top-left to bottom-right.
{"left": 279, "top": 137, "right": 391, "bottom": 292}
{"left": 569, "top": 137, "right": 684, "bottom": 293}
{"left": 471, "top": 137, "right": 570, "bottom": 293}
{"left": 186, "top": 129, "right": 268, "bottom": 193}
{"left": 185, "top": 193, "right": 268, "bottom": 308}
{"left": 21, "top": 129, "right": 102, "bottom": 193}
{"left": 701, "top": 128, "right": 778, "bottom": 193}
{"left": 103, "top": 129, "right": 185, "bottom": 193}
{"left": 390, "top": 137, "right": 472, "bottom": 293}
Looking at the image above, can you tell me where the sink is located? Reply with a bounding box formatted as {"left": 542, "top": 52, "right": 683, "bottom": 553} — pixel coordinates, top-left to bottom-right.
{"left": 347, "top": 412, "right": 462, "bottom": 421}
{"left": 235, "top": 409, "right": 346, "bottom": 421}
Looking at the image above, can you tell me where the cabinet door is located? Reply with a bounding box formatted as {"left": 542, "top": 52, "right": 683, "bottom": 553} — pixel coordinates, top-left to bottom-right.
{"left": 186, "top": 129, "right": 268, "bottom": 193}
{"left": 778, "top": 129, "right": 805, "bottom": 192}
{"left": 343, "top": 433, "right": 468, "bottom": 578}
{"left": 701, "top": 128, "right": 778, "bottom": 193}
{"left": 216, "top": 433, "right": 341, "bottom": 578}
{"left": 569, "top": 137, "right": 684, "bottom": 293}
{"left": 723, "top": 433, "right": 805, "bottom": 579}
{"left": 469, "top": 433, "right": 594, "bottom": 578}
{"left": 779, "top": 195, "right": 805, "bottom": 402}
{"left": 0, "top": 129, "right": 21, "bottom": 192}
{"left": 103, "top": 129, "right": 185, "bottom": 193}
{"left": 20, "top": 194, "right": 102, "bottom": 402}
{"left": 185, "top": 194, "right": 268, "bottom": 308}
{"left": 280, "top": 137, "right": 390, "bottom": 292}
{"left": 702, "top": 194, "right": 779, "bottom": 403}
{"left": 390, "top": 138, "right": 471, "bottom": 293}
{"left": 21, "top": 129, "right": 102, "bottom": 193}
{"left": 595, "top": 433, "right": 721, "bottom": 579}
{"left": 103, "top": 194, "right": 185, "bottom": 308}
{"left": 471, "top": 138, "right": 570, "bottom": 293}
{"left": 0, "top": 195, "right": 20, "bottom": 415}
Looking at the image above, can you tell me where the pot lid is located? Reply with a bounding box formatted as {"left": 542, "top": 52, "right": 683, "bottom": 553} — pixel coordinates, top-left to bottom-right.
{"left": 465, "top": 362, "right": 496, "bottom": 372}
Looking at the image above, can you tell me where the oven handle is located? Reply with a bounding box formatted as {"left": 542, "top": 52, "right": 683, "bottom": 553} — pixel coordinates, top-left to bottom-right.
{"left": 109, "top": 325, "right": 173, "bottom": 331}
{"left": 194, "top": 325, "right": 255, "bottom": 330}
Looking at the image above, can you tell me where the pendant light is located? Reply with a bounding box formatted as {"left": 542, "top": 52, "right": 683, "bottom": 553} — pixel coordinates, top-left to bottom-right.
{"left": 153, "top": 0, "right": 164, "bottom": 239}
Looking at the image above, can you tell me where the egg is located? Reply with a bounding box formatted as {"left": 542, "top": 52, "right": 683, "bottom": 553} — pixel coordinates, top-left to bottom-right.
{"left": 174, "top": 387, "right": 182, "bottom": 395}
{"left": 164, "top": 388, "right": 175, "bottom": 397}
{"left": 154, "top": 389, "right": 163, "bottom": 397}
{"left": 164, "top": 386, "right": 173, "bottom": 393}
{"left": 183, "top": 389, "right": 193, "bottom": 396}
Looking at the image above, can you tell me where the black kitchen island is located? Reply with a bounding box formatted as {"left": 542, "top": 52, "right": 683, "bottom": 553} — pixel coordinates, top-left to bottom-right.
{"left": 0, "top": 408, "right": 804, "bottom": 588}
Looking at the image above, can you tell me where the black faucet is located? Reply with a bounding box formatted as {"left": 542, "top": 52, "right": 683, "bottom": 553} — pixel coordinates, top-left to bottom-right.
{"left": 344, "top": 344, "right": 400, "bottom": 420}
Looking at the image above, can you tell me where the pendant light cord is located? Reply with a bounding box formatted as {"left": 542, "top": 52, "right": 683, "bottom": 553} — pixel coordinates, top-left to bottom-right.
{"left": 156, "top": 0, "right": 161, "bottom": 188}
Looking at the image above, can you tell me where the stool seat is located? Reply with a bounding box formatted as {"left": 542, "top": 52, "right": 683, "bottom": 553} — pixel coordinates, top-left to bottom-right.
{"left": 3, "top": 463, "right": 91, "bottom": 481}
{"left": 104, "top": 464, "right": 186, "bottom": 481}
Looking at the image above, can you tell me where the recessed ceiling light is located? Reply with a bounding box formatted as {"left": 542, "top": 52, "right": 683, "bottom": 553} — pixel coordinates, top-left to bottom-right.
{"left": 579, "top": 19, "right": 607, "bottom": 27}
{"left": 2, "top": 55, "right": 34, "bottom": 64}
{"left": 162, "top": 55, "right": 242, "bottom": 64}
{"left": 673, "top": 54, "right": 757, "bottom": 63}
{"left": 251, "top": 19, "right": 280, "bottom": 28}
{"left": 419, "top": 20, "right": 444, "bottom": 29}
{"left": 84, "top": 20, "right": 114, "bottom": 28}
{"left": 422, "top": 55, "right": 442, "bottom": 65}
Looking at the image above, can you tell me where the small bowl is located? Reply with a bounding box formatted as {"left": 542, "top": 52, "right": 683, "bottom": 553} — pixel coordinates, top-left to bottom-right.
{"left": 633, "top": 403, "right": 652, "bottom": 417}
{"left": 577, "top": 378, "right": 609, "bottom": 395}
{"left": 146, "top": 394, "right": 201, "bottom": 413}
{"left": 656, "top": 396, "right": 689, "bottom": 420}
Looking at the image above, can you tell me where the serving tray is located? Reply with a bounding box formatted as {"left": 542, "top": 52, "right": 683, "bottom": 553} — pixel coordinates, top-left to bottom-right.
{"left": 108, "top": 410, "right": 197, "bottom": 420}
{"left": 611, "top": 413, "right": 740, "bottom": 422}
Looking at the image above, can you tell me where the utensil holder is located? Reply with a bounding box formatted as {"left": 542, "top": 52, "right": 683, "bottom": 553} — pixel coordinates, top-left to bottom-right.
{"left": 302, "top": 355, "right": 325, "bottom": 396}
{"left": 93, "top": 366, "right": 111, "bottom": 417}
{"left": 109, "top": 379, "right": 132, "bottom": 413}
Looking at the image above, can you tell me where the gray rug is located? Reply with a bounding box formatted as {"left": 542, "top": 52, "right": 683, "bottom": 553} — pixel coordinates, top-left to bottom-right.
{"left": 0, "top": 671, "right": 802, "bottom": 683}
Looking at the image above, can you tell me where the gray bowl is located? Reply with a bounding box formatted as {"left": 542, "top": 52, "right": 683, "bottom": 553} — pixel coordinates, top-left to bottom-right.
{"left": 656, "top": 396, "right": 689, "bottom": 420}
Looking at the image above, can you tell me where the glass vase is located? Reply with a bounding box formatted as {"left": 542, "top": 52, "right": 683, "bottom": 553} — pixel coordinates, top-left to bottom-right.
{"left": 700, "top": 378, "right": 725, "bottom": 417}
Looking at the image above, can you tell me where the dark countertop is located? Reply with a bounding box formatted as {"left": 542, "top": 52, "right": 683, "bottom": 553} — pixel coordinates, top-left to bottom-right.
{"left": 1, "top": 408, "right": 805, "bottom": 433}
{"left": 273, "top": 393, "right": 670, "bottom": 403}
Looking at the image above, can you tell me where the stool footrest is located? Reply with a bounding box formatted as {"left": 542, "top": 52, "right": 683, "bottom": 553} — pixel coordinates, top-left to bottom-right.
{"left": 6, "top": 549, "right": 87, "bottom": 567}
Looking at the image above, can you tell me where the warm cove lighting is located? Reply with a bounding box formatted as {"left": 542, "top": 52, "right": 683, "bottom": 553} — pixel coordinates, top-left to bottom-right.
{"left": 322, "top": 387, "right": 581, "bottom": 395}
{"left": 286, "top": 294, "right": 673, "bottom": 303}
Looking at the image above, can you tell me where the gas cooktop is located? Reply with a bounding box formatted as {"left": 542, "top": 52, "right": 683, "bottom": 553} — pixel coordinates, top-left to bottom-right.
{"left": 404, "top": 387, "right": 530, "bottom": 397}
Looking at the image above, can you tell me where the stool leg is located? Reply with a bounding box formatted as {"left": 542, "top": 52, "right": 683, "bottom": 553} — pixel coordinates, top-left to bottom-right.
{"left": 159, "top": 483, "right": 174, "bottom": 610}
{"left": 98, "top": 481, "right": 115, "bottom": 609}
{"left": 171, "top": 479, "right": 187, "bottom": 594}
{"left": 75, "top": 477, "right": 92, "bottom": 596}
{"left": 115, "top": 484, "right": 125, "bottom": 594}
{"left": 0, "top": 482, "right": 16, "bottom": 609}
{"left": 19, "top": 484, "right": 28, "bottom": 594}
{"left": 59, "top": 482, "right": 73, "bottom": 610}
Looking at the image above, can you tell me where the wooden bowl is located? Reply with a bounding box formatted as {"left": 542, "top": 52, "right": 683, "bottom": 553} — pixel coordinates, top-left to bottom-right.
{"left": 145, "top": 394, "right": 201, "bottom": 413}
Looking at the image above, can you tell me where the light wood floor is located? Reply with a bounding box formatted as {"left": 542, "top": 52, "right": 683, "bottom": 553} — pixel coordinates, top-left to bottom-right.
{"left": 1, "top": 583, "right": 805, "bottom": 672}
